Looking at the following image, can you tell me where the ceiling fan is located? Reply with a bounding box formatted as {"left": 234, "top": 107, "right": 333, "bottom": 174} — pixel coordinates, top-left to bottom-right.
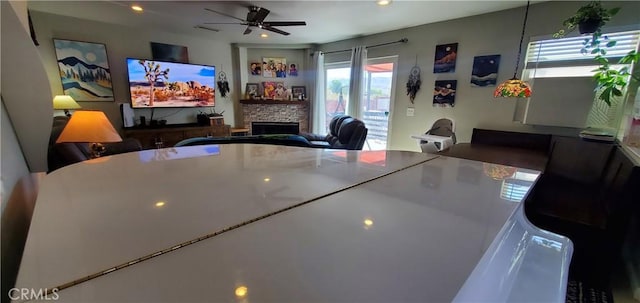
{"left": 204, "top": 6, "right": 306, "bottom": 36}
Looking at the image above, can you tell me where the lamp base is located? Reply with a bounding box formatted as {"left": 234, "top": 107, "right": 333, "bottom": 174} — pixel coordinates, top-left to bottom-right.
{"left": 90, "top": 143, "right": 106, "bottom": 158}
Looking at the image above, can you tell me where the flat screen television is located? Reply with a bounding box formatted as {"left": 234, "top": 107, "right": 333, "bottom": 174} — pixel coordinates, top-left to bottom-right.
{"left": 127, "top": 58, "right": 215, "bottom": 108}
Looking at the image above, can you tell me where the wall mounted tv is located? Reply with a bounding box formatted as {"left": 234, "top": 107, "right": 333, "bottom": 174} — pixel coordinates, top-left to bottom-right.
{"left": 127, "top": 58, "right": 215, "bottom": 108}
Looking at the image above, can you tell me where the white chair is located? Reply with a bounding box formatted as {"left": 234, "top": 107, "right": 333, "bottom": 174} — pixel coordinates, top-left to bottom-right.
{"left": 411, "top": 118, "right": 456, "bottom": 153}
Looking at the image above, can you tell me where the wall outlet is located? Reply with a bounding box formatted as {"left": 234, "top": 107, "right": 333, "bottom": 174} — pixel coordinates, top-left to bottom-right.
{"left": 406, "top": 108, "right": 415, "bottom": 117}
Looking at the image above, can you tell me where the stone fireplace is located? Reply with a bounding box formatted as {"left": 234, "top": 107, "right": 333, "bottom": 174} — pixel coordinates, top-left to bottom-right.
{"left": 241, "top": 102, "right": 309, "bottom": 135}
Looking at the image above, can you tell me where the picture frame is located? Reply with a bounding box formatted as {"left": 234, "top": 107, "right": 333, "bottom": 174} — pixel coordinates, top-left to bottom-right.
{"left": 433, "top": 80, "right": 457, "bottom": 107}
{"left": 53, "top": 38, "right": 114, "bottom": 101}
{"left": 433, "top": 43, "right": 458, "bottom": 73}
{"left": 292, "top": 86, "right": 306, "bottom": 99}
{"left": 288, "top": 63, "right": 298, "bottom": 76}
{"left": 262, "top": 57, "right": 287, "bottom": 78}
{"left": 245, "top": 83, "right": 259, "bottom": 99}
{"left": 262, "top": 81, "right": 285, "bottom": 99}
{"left": 249, "top": 62, "right": 262, "bottom": 75}
{"left": 471, "top": 55, "right": 500, "bottom": 87}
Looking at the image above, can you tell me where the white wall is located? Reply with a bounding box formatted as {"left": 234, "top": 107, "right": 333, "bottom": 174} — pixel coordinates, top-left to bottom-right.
{"left": 1, "top": 2, "right": 53, "bottom": 172}
{"left": 30, "top": 11, "right": 237, "bottom": 129}
{"left": 1, "top": 99, "right": 30, "bottom": 212}
{"left": 318, "top": 1, "right": 640, "bottom": 152}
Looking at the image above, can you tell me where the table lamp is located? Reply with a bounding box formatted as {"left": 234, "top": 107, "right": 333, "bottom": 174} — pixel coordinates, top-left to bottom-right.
{"left": 56, "top": 110, "right": 122, "bottom": 158}
{"left": 52, "top": 95, "right": 81, "bottom": 116}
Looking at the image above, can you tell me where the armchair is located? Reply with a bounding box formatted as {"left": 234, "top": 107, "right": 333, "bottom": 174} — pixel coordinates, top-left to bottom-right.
{"left": 301, "top": 115, "right": 368, "bottom": 150}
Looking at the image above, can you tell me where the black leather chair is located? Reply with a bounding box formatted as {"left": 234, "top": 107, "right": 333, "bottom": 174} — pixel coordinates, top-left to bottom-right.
{"left": 301, "top": 115, "right": 368, "bottom": 150}
{"left": 48, "top": 116, "right": 142, "bottom": 172}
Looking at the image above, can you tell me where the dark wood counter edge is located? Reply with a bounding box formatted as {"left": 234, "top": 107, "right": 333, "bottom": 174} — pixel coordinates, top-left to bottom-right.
{"left": 239, "top": 99, "right": 309, "bottom": 105}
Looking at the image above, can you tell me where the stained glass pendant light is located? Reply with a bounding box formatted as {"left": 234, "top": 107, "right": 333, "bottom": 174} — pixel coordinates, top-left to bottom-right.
{"left": 494, "top": 1, "right": 532, "bottom": 98}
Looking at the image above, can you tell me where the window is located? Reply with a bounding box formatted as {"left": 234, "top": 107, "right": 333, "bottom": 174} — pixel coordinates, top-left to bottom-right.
{"left": 518, "top": 29, "right": 640, "bottom": 130}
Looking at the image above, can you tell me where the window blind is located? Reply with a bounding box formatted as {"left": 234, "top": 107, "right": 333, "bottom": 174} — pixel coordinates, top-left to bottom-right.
{"left": 525, "top": 30, "right": 640, "bottom": 68}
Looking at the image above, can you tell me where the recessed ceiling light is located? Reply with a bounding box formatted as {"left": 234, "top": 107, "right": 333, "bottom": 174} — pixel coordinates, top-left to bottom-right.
{"left": 260, "top": 33, "right": 268, "bottom": 38}
{"left": 377, "top": 0, "right": 391, "bottom": 6}
{"left": 131, "top": 5, "right": 143, "bottom": 12}
{"left": 235, "top": 286, "right": 248, "bottom": 297}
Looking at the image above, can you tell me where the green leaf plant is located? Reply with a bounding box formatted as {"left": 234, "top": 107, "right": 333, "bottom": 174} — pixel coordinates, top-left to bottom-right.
{"left": 593, "top": 50, "right": 639, "bottom": 106}
{"left": 553, "top": 1, "right": 639, "bottom": 106}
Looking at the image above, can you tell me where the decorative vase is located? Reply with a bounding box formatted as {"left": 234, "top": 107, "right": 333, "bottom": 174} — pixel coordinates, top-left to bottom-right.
{"left": 578, "top": 19, "right": 601, "bottom": 34}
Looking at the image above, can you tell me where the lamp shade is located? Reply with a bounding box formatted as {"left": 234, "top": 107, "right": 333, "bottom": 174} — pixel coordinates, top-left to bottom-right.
{"left": 52, "top": 95, "right": 81, "bottom": 110}
{"left": 56, "top": 111, "right": 122, "bottom": 143}
{"left": 494, "top": 78, "right": 532, "bottom": 98}
{"left": 493, "top": 1, "right": 532, "bottom": 99}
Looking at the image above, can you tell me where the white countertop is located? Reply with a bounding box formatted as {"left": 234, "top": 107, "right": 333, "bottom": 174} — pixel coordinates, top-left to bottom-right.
{"left": 14, "top": 144, "right": 572, "bottom": 303}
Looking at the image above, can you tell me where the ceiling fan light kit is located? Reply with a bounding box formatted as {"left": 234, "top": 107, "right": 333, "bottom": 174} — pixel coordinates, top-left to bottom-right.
{"left": 203, "top": 5, "right": 307, "bottom": 36}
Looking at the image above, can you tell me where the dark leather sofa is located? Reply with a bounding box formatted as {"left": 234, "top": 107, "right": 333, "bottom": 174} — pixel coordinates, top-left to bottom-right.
{"left": 48, "top": 116, "right": 142, "bottom": 172}
{"left": 300, "top": 115, "right": 368, "bottom": 150}
{"left": 176, "top": 115, "right": 368, "bottom": 150}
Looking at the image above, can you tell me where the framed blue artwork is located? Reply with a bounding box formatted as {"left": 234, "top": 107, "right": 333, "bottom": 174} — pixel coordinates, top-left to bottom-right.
{"left": 471, "top": 55, "right": 501, "bottom": 87}
{"left": 53, "top": 39, "right": 114, "bottom": 101}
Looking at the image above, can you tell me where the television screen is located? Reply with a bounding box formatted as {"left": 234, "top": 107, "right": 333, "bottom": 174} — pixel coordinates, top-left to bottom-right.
{"left": 127, "top": 58, "right": 215, "bottom": 108}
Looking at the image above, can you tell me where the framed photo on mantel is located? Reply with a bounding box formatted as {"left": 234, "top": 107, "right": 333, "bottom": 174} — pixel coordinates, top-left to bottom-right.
{"left": 292, "top": 86, "right": 306, "bottom": 100}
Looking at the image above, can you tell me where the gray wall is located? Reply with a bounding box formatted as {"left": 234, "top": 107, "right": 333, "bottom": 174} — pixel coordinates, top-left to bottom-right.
{"left": 318, "top": 1, "right": 640, "bottom": 152}
{"left": 30, "top": 10, "right": 237, "bottom": 129}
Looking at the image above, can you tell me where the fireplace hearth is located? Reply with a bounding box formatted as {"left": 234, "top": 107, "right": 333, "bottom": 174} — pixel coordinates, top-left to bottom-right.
{"left": 252, "top": 122, "right": 300, "bottom": 135}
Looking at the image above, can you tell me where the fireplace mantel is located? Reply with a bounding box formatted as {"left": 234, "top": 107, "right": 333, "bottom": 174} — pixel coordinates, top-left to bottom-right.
{"left": 240, "top": 99, "right": 309, "bottom": 105}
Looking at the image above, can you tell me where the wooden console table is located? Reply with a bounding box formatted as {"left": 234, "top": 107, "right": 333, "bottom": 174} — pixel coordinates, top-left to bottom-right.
{"left": 123, "top": 124, "right": 230, "bottom": 149}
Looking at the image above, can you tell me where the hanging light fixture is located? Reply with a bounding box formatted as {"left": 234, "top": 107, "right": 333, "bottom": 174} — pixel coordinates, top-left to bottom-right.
{"left": 494, "top": 1, "right": 532, "bottom": 98}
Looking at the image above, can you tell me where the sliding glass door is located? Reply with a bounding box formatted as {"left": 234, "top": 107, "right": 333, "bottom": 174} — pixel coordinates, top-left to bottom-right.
{"left": 323, "top": 57, "right": 397, "bottom": 150}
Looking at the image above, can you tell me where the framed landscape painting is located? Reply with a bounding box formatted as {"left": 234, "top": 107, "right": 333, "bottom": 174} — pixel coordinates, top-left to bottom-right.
{"left": 53, "top": 39, "right": 114, "bottom": 101}
{"left": 433, "top": 43, "right": 458, "bottom": 73}
{"left": 433, "top": 80, "right": 457, "bottom": 107}
{"left": 471, "top": 55, "right": 500, "bottom": 87}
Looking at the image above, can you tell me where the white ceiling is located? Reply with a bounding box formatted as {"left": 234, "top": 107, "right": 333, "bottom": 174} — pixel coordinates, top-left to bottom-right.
{"left": 28, "top": 0, "right": 536, "bottom": 45}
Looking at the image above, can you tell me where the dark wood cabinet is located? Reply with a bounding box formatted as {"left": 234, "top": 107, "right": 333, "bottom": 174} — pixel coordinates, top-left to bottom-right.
{"left": 123, "top": 124, "right": 230, "bottom": 149}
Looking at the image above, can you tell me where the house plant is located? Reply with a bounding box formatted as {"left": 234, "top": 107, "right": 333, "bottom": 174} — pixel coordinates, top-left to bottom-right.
{"left": 553, "top": 1, "right": 639, "bottom": 106}
{"left": 553, "top": 1, "right": 619, "bottom": 38}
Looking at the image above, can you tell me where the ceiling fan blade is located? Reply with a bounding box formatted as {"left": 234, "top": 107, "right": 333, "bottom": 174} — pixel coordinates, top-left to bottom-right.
{"left": 262, "top": 21, "right": 306, "bottom": 27}
{"left": 254, "top": 7, "right": 270, "bottom": 23}
{"left": 204, "top": 8, "right": 246, "bottom": 22}
{"left": 243, "top": 26, "right": 253, "bottom": 35}
{"left": 203, "top": 22, "right": 246, "bottom": 25}
{"left": 194, "top": 25, "right": 220, "bottom": 32}
{"left": 262, "top": 26, "right": 290, "bottom": 36}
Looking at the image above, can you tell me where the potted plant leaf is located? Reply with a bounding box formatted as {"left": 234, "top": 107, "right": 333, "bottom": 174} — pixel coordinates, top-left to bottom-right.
{"left": 554, "top": 1, "right": 619, "bottom": 38}
{"left": 593, "top": 50, "right": 639, "bottom": 106}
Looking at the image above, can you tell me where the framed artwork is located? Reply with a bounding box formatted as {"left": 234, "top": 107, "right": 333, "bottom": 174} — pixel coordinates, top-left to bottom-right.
{"left": 288, "top": 63, "right": 298, "bottom": 76}
{"left": 53, "top": 39, "right": 114, "bottom": 101}
{"left": 262, "top": 57, "right": 287, "bottom": 78}
{"left": 249, "top": 62, "right": 262, "bottom": 75}
{"left": 262, "top": 81, "right": 285, "bottom": 99}
{"left": 292, "top": 86, "right": 306, "bottom": 99}
{"left": 471, "top": 55, "right": 501, "bottom": 87}
{"left": 433, "top": 43, "right": 458, "bottom": 73}
{"left": 245, "top": 83, "right": 259, "bottom": 99}
{"left": 433, "top": 80, "right": 457, "bottom": 107}
{"left": 150, "top": 42, "right": 189, "bottom": 63}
